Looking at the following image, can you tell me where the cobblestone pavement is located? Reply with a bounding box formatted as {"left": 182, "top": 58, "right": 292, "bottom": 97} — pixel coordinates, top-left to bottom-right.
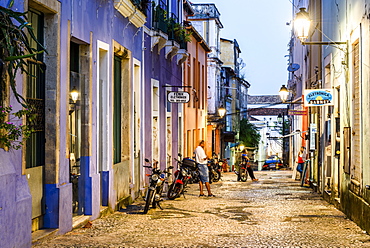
{"left": 33, "top": 170, "right": 370, "bottom": 248}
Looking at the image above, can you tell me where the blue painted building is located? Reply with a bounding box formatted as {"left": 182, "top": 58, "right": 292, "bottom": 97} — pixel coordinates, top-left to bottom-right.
{"left": 0, "top": 0, "right": 149, "bottom": 247}
{"left": 0, "top": 0, "right": 192, "bottom": 247}
{"left": 142, "top": 0, "right": 189, "bottom": 169}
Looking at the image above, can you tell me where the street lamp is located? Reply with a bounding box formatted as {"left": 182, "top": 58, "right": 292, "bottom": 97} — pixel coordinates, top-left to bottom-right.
{"left": 218, "top": 105, "right": 226, "bottom": 118}
{"left": 293, "top": 7, "right": 347, "bottom": 46}
{"left": 294, "top": 7, "right": 311, "bottom": 42}
{"left": 70, "top": 86, "right": 79, "bottom": 102}
{"left": 278, "top": 85, "right": 305, "bottom": 104}
{"left": 279, "top": 85, "right": 289, "bottom": 103}
{"left": 277, "top": 113, "right": 283, "bottom": 124}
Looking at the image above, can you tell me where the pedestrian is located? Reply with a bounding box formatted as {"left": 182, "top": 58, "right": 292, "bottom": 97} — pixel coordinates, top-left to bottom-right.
{"left": 296, "top": 146, "right": 307, "bottom": 178}
{"left": 241, "top": 149, "right": 258, "bottom": 181}
{"left": 194, "top": 140, "right": 215, "bottom": 197}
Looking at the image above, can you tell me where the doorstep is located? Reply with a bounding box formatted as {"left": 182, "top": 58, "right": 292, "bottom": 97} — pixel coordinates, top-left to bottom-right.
{"left": 32, "top": 207, "right": 110, "bottom": 244}
{"left": 31, "top": 228, "right": 58, "bottom": 244}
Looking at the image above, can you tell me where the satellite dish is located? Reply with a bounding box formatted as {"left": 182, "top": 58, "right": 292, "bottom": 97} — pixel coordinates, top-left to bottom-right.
{"left": 287, "top": 63, "right": 300, "bottom": 72}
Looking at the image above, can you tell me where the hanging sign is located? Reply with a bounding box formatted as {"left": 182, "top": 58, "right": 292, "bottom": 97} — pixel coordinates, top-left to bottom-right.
{"left": 288, "top": 109, "right": 307, "bottom": 115}
{"left": 167, "top": 91, "right": 190, "bottom": 103}
{"left": 304, "top": 89, "right": 334, "bottom": 106}
{"left": 309, "top": 123, "right": 317, "bottom": 150}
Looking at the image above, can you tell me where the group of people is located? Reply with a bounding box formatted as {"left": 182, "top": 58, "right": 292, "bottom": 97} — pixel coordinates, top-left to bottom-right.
{"left": 193, "top": 140, "right": 309, "bottom": 198}
{"left": 193, "top": 140, "right": 258, "bottom": 198}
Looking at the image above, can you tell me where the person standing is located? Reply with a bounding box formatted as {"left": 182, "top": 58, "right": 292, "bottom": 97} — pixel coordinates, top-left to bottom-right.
{"left": 296, "top": 146, "right": 307, "bottom": 178}
{"left": 194, "top": 140, "right": 215, "bottom": 197}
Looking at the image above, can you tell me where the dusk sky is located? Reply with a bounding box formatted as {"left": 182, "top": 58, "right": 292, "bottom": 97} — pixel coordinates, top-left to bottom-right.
{"left": 194, "top": 0, "right": 293, "bottom": 95}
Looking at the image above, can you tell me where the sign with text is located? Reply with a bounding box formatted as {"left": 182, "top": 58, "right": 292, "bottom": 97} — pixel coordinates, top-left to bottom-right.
{"left": 309, "top": 123, "right": 317, "bottom": 151}
{"left": 288, "top": 109, "right": 307, "bottom": 116}
{"left": 167, "top": 91, "right": 190, "bottom": 103}
{"left": 304, "top": 89, "right": 334, "bottom": 106}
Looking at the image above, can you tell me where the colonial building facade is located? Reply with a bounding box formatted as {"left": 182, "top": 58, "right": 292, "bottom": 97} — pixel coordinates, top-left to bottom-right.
{"left": 289, "top": 0, "right": 370, "bottom": 234}
{"left": 0, "top": 1, "right": 250, "bottom": 247}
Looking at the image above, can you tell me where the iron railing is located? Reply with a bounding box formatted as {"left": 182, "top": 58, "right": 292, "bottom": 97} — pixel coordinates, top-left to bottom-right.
{"left": 152, "top": 0, "right": 168, "bottom": 32}
{"left": 130, "top": 0, "right": 150, "bottom": 16}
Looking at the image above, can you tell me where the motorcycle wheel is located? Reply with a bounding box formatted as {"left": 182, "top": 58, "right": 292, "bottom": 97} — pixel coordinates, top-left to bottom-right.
{"left": 213, "top": 171, "right": 221, "bottom": 182}
{"left": 167, "top": 183, "right": 183, "bottom": 200}
{"left": 209, "top": 172, "right": 213, "bottom": 184}
{"left": 240, "top": 169, "right": 247, "bottom": 182}
{"left": 190, "top": 171, "right": 200, "bottom": 184}
{"left": 143, "top": 188, "right": 155, "bottom": 214}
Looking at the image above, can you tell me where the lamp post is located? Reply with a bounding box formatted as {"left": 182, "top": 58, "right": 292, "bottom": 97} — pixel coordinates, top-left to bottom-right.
{"left": 217, "top": 105, "right": 227, "bottom": 160}
{"left": 278, "top": 113, "right": 287, "bottom": 167}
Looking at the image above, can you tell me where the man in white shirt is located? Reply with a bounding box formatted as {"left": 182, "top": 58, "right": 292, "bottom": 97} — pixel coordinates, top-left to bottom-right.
{"left": 194, "top": 140, "right": 215, "bottom": 197}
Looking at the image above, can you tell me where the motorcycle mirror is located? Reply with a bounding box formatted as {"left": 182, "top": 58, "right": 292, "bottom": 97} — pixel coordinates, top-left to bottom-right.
{"left": 145, "top": 158, "right": 149, "bottom": 163}
{"left": 178, "top": 153, "right": 182, "bottom": 157}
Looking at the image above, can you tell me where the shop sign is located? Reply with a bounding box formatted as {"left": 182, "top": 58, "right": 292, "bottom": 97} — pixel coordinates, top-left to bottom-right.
{"left": 288, "top": 110, "right": 307, "bottom": 115}
{"left": 304, "top": 89, "right": 334, "bottom": 106}
{"left": 167, "top": 91, "right": 190, "bottom": 103}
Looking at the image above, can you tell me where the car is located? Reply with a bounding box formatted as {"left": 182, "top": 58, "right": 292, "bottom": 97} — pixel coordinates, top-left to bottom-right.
{"left": 262, "top": 155, "right": 283, "bottom": 170}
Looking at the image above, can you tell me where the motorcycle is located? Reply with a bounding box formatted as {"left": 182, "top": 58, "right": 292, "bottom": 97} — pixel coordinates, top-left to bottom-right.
{"left": 208, "top": 158, "right": 221, "bottom": 183}
{"left": 188, "top": 168, "right": 200, "bottom": 184}
{"left": 235, "top": 162, "right": 248, "bottom": 182}
{"left": 143, "top": 158, "right": 173, "bottom": 214}
{"left": 167, "top": 154, "right": 195, "bottom": 200}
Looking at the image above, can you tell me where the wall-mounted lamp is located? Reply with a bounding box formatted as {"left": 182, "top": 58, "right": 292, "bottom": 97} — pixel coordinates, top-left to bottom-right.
{"left": 70, "top": 86, "right": 79, "bottom": 102}
{"left": 279, "top": 85, "right": 289, "bottom": 103}
{"left": 294, "top": 7, "right": 311, "bottom": 42}
{"left": 278, "top": 85, "right": 304, "bottom": 104}
{"left": 218, "top": 105, "right": 226, "bottom": 118}
{"left": 294, "top": 7, "right": 347, "bottom": 46}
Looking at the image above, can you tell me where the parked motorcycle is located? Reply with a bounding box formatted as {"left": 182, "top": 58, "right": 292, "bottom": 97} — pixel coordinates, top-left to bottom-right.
{"left": 167, "top": 154, "right": 195, "bottom": 200}
{"left": 143, "top": 158, "right": 173, "bottom": 214}
{"left": 208, "top": 158, "right": 221, "bottom": 183}
{"left": 188, "top": 168, "right": 200, "bottom": 184}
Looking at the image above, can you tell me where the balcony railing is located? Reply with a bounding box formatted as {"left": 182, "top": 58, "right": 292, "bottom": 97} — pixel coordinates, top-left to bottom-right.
{"left": 167, "top": 13, "right": 189, "bottom": 49}
{"left": 167, "top": 13, "right": 178, "bottom": 40}
{"left": 152, "top": 0, "right": 168, "bottom": 33}
{"left": 130, "top": 0, "right": 150, "bottom": 16}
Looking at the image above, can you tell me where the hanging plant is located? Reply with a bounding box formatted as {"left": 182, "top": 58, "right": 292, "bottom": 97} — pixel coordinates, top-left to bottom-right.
{"left": 166, "top": 18, "right": 192, "bottom": 43}
{"left": 0, "top": 5, "right": 45, "bottom": 150}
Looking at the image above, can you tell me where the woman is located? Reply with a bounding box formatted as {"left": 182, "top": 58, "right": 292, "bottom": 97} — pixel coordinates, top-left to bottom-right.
{"left": 296, "top": 146, "right": 306, "bottom": 178}
{"left": 241, "top": 149, "right": 258, "bottom": 181}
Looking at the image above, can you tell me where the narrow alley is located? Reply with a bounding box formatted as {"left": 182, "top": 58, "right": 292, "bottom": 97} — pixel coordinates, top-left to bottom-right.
{"left": 33, "top": 171, "right": 370, "bottom": 248}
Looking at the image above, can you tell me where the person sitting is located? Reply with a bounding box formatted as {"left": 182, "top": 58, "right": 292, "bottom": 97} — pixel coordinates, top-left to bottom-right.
{"left": 241, "top": 149, "right": 258, "bottom": 181}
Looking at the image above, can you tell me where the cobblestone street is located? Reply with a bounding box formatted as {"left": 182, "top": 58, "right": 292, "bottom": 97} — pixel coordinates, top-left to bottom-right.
{"left": 33, "top": 171, "right": 370, "bottom": 248}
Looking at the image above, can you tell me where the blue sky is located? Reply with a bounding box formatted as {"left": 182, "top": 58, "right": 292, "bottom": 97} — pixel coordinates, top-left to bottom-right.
{"left": 194, "top": 0, "right": 293, "bottom": 95}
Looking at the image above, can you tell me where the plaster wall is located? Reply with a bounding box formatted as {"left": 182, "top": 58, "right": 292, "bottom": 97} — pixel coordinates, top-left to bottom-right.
{"left": 183, "top": 35, "right": 208, "bottom": 156}
{"left": 220, "top": 40, "right": 235, "bottom": 69}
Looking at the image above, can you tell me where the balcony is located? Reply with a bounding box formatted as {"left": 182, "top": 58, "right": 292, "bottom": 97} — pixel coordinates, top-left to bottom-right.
{"left": 168, "top": 16, "right": 190, "bottom": 52}
{"left": 152, "top": 0, "right": 168, "bottom": 33}
{"left": 114, "top": 0, "right": 147, "bottom": 28}
{"left": 189, "top": 4, "right": 221, "bottom": 20}
{"left": 130, "top": 0, "right": 149, "bottom": 16}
